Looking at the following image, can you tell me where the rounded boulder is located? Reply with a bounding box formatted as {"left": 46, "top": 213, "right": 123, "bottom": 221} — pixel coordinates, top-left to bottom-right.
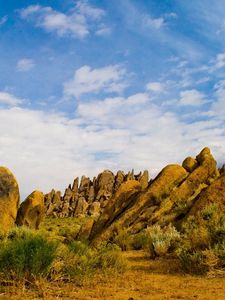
{"left": 0, "top": 166, "right": 20, "bottom": 231}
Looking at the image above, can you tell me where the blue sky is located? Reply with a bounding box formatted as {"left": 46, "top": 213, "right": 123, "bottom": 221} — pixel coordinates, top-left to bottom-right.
{"left": 1, "top": 0, "right": 225, "bottom": 197}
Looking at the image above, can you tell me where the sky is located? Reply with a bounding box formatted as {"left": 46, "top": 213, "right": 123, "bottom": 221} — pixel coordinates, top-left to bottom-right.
{"left": 1, "top": 0, "right": 225, "bottom": 198}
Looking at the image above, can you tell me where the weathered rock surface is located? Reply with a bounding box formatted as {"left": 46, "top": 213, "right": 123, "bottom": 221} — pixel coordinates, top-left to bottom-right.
{"left": 44, "top": 169, "right": 150, "bottom": 218}
{"left": 90, "top": 164, "right": 188, "bottom": 245}
{"left": 189, "top": 174, "right": 225, "bottom": 216}
{"left": 182, "top": 156, "right": 198, "bottom": 172}
{"left": 88, "top": 201, "right": 101, "bottom": 217}
{"left": 88, "top": 148, "right": 220, "bottom": 245}
{"left": 16, "top": 190, "right": 44, "bottom": 229}
{"left": 89, "top": 180, "right": 142, "bottom": 242}
{"left": 0, "top": 166, "right": 20, "bottom": 231}
{"left": 42, "top": 147, "right": 223, "bottom": 247}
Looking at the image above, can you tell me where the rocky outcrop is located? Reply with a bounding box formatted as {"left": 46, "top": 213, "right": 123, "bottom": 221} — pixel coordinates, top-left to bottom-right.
{"left": 16, "top": 190, "right": 45, "bottom": 229}
{"left": 0, "top": 166, "right": 20, "bottom": 231}
{"left": 88, "top": 148, "right": 220, "bottom": 245}
{"left": 89, "top": 180, "right": 142, "bottom": 242}
{"left": 44, "top": 169, "right": 150, "bottom": 218}
{"left": 188, "top": 174, "right": 225, "bottom": 216}
{"left": 42, "top": 147, "right": 223, "bottom": 247}
{"left": 90, "top": 164, "right": 188, "bottom": 245}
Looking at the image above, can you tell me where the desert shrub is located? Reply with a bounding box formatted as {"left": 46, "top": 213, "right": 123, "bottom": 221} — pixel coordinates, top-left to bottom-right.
{"left": 114, "top": 228, "right": 150, "bottom": 251}
{"left": 114, "top": 228, "right": 133, "bottom": 251}
{"left": 130, "top": 231, "right": 149, "bottom": 250}
{"left": 64, "top": 242, "right": 127, "bottom": 282}
{"left": 68, "top": 240, "right": 89, "bottom": 255}
{"left": 176, "top": 247, "right": 207, "bottom": 275}
{"left": 0, "top": 228, "right": 58, "bottom": 281}
{"left": 146, "top": 224, "right": 180, "bottom": 257}
{"left": 177, "top": 204, "right": 225, "bottom": 275}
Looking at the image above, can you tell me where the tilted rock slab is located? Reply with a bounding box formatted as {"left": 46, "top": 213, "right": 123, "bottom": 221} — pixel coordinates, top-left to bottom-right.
{"left": 90, "top": 164, "right": 187, "bottom": 245}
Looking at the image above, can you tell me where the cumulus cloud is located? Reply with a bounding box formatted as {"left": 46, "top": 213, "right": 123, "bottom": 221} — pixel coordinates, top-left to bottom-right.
{"left": 143, "top": 15, "right": 164, "bottom": 29}
{"left": 0, "top": 88, "right": 225, "bottom": 198}
{"left": 77, "top": 93, "right": 149, "bottom": 123}
{"left": 0, "top": 92, "right": 24, "bottom": 106}
{"left": 19, "top": 1, "right": 106, "bottom": 39}
{"left": 146, "top": 82, "right": 164, "bottom": 93}
{"left": 178, "top": 89, "right": 207, "bottom": 106}
{"left": 64, "top": 65, "right": 127, "bottom": 98}
{"left": 16, "top": 58, "right": 35, "bottom": 72}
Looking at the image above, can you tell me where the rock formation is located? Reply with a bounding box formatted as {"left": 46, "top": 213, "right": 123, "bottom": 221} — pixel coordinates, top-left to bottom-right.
{"left": 44, "top": 169, "right": 149, "bottom": 218}
{"left": 41, "top": 147, "right": 225, "bottom": 247}
{"left": 16, "top": 190, "right": 45, "bottom": 229}
{"left": 0, "top": 166, "right": 20, "bottom": 231}
{"left": 86, "top": 147, "right": 220, "bottom": 245}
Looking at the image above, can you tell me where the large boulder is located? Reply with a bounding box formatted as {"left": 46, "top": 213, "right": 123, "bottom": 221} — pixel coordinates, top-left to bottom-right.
{"left": 182, "top": 156, "right": 198, "bottom": 173}
{"left": 0, "top": 166, "right": 20, "bottom": 231}
{"left": 149, "top": 147, "right": 219, "bottom": 226}
{"left": 74, "top": 196, "right": 89, "bottom": 216}
{"left": 189, "top": 174, "right": 225, "bottom": 216}
{"left": 16, "top": 190, "right": 44, "bottom": 229}
{"left": 88, "top": 201, "right": 101, "bottom": 217}
{"left": 44, "top": 189, "right": 62, "bottom": 216}
{"left": 95, "top": 170, "right": 115, "bottom": 202}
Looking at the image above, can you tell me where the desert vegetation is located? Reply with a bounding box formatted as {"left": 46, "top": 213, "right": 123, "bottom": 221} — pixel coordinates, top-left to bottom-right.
{"left": 1, "top": 148, "right": 225, "bottom": 299}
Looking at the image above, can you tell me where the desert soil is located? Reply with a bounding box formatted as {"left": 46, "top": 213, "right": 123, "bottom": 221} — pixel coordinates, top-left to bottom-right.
{"left": 1, "top": 250, "right": 225, "bottom": 300}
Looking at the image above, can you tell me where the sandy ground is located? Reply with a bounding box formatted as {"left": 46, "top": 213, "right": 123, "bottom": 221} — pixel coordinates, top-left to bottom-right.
{"left": 1, "top": 251, "right": 225, "bottom": 300}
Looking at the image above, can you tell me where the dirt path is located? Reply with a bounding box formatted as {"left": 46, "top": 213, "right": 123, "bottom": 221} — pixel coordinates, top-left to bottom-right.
{"left": 1, "top": 251, "right": 225, "bottom": 300}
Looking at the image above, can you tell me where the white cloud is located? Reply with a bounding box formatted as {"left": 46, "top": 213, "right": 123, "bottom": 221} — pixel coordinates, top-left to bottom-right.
{"left": 143, "top": 15, "right": 164, "bottom": 29}
{"left": 0, "top": 92, "right": 24, "bottom": 106}
{"left": 77, "top": 93, "right": 149, "bottom": 121}
{"left": 95, "top": 26, "right": 111, "bottom": 36}
{"left": 64, "top": 65, "right": 127, "bottom": 98}
{"left": 20, "top": 5, "right": 41, "bottom": 18}
{"left": 76, "top": 0, "right": 105, "bottom": 19}
{"left": 0, "top": 89, "right": 225, "bottom": 199}
{"left": 178, "top": 89, "right": 207, "bottom": 106}
{"left": 20, "top": 1, "right": 106, "bottom": 39}
{"left": 16, "top": 58, "right": 35, "bottom": 72}
{"left": 214, "top": 53, "right": 225, "bottom": 69}
{"left": 146, "top": 82, "right": 164, "bottom": 93}
{"left": 0, "top": 15, "right": 8, "bottom": 26}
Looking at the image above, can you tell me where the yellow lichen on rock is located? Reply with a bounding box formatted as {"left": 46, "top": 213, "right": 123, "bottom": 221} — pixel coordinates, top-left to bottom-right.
{"left": 0, "top": 166, "right": 20, "bottom": 231}
{"left": 89, "top": 180, "right": 142, "bottom": 241}
{"left": 182, "top": 156, "right": 198, "bottom": 172}
{"left": 16, "top": 190, "right": 45, "bottom": 229}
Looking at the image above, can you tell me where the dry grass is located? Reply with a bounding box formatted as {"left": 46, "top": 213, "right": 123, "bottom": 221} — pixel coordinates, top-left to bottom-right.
{"left": 1, "top": 250, "right": 225, "bottom": 300}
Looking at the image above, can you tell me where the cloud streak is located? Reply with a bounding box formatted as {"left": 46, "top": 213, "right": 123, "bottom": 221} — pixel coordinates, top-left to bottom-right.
{"left": 16, "top": 58, "right": 35, "bottom": 72}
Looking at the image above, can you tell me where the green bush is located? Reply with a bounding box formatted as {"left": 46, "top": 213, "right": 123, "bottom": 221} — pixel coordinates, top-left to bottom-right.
{"left": 177, "top": 204, "right": 225, "bottom": 275}
{"left": 146, "top": 224, "right": 180, "bottom": 257}
{"left": 67, "top": 240, "right": 89, "bottom": 255}
{"left": 0, "top": 228, "right": 58, "bottom": 281}
{"left": 114, "top": 228, "right": 133, "bottom": 251}
{"left": 64, "top": 242, "right": 127, "bottom": 282}
{"left": 130, "top": 231, "right": 150, "bottom": 250}
{"left": 176, "top": 247, "right": 207, "bottom": 275}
